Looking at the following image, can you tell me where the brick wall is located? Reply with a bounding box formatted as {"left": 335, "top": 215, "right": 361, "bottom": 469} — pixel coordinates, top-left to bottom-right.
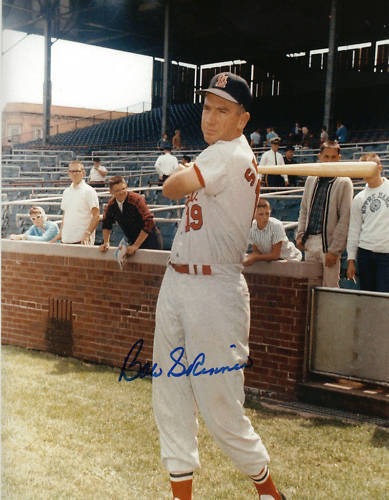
{"left": 1, "top": 240, "right": 321, "bottom": 401}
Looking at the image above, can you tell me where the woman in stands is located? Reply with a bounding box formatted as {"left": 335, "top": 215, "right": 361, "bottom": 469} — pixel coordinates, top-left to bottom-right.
{"left": 243, "top": 198, "right": 302, "bottom": 266}
{"left": 10, "top": 206, "right": 59, "bottom": 242}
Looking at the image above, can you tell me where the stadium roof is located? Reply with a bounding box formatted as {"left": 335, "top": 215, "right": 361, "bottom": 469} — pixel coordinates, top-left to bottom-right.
{"left": 3, "top": 0, "right": 389, "bottom": 68}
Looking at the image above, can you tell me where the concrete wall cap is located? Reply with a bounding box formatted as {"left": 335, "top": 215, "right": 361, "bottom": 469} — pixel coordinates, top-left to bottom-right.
{"left": 2, "top": 239, "right": 322, "bottom": 280}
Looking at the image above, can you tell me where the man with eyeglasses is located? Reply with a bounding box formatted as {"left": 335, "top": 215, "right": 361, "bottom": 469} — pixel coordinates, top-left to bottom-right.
{"left": 100, "top": 175, "right": 162, "bottom": 255}
{"left": 50, "top": 161, "right": 100, "bottom": 245}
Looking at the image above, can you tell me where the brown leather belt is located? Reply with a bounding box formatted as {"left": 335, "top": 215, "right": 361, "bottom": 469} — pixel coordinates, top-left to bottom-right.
{"left": 169, "top": 261, "right": 212, "bottom": 275}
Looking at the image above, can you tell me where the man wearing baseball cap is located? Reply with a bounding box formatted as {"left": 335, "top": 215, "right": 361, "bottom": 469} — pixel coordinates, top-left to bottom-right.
{"left": 259, "top": 137, "right": 289, "bottom": 187}
{"left": 152, "top": 72, "right": 286, "bottom": 500}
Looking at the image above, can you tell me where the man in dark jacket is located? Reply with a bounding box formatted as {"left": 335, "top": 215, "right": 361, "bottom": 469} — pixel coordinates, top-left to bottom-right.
{"left": 100, "top": 176, "right": 162, "bottom": 254}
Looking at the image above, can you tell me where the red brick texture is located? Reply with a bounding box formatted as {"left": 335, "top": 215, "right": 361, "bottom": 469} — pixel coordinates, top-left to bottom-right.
{"left": 1, "top": 248, "right": 320, "bottom": 401}
{"left": 244, "top": 273, "right": 314, "bottom": 400}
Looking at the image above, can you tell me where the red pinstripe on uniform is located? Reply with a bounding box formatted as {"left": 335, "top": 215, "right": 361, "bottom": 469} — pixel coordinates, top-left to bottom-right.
{"left": 251, "top": 157, "right": 261, "bottom": 220}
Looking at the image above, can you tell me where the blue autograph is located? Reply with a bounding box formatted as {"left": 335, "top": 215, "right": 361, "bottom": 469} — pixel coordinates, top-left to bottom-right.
{"left": 118, "top": 339, "right": 253, "bottom": 382}
{"left": 118, "top": 339, "right": 162, "bottom": 382}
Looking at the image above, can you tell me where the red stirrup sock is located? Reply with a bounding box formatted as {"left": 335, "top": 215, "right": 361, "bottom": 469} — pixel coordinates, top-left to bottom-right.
{"left": 170, "top": 472, "right": 193, "bottom": 500}
{"left": 250, "top": 466, "right": 283, "bottom": 499}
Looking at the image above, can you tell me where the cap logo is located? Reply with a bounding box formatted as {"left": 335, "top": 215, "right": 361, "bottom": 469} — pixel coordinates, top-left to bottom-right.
{"left": 215, "top": 74, "right": 228, "bottom": 88}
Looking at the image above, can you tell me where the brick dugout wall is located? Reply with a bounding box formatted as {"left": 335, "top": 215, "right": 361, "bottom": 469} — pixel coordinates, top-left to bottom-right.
{"left": 1, "top": 240, "right": 321, "bottom": 401}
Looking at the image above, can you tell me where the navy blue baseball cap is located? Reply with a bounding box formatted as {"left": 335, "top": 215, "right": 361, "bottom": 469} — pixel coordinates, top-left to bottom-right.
{"left": 197, "top": 72, "right": 252, "bottom": 111}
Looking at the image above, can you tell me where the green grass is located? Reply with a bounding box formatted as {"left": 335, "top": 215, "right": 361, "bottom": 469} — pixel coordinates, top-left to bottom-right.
{"left": 2, "top": 345, "right": 389, "bottom": 499}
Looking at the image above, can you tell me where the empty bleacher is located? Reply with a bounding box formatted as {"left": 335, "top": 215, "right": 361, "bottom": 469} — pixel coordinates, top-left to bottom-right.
{"left": 17, "top": 103, "right": 205, "bottom": 153}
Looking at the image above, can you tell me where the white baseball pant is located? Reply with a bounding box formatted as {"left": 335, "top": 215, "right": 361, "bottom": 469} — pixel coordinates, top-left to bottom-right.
{"left": 152, "top": 266, "right": 270, "bottom": 476}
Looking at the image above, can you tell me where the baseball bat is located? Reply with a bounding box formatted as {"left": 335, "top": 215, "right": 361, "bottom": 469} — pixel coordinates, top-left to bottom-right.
{"left": 258, "top": 161, "right": 378, "bottom": 178}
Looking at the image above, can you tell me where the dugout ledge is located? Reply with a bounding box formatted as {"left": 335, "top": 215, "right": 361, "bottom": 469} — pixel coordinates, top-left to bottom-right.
{"left": 1, "top": 239, "right": 322, "bottom": 279}
{"left": 1, "top": 238, "right": 170, "bottom": 267}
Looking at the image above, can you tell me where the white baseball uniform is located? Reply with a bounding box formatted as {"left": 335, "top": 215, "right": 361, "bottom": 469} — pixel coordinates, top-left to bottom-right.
{"left": 152, "top": 135, "right": 270, "bottom": 478}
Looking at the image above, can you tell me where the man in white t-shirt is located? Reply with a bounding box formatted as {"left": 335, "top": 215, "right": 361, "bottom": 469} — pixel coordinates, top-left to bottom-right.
{"left": 51, "top": 161, "right": 100, "bottom": 245}
{"left": 347, "top": 153, "right": 389, "bottom": 292}
{"left": 152, "top": 72, "right": 285, "bottom": 500}
{"left": 89, "top": 157, "right": 108, "bottom": 187}
{"left": 259, "top": 137, "right": 288, "bottom": 187}
{"left": 154, "top": 146, "right": 179, "bottom": 184}
{"left": 243, "top": 198, "right": 301, "bottom": 265}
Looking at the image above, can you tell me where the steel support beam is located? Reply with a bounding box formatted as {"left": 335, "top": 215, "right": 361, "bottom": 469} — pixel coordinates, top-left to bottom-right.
{"left": 42, "top": 2, "right": 53, "bottom": 145}
{"left": 161, "top": 0, "right": 170, "bottom": 137}
{"left": 323, "top": 0, "right": 338, "bottom": 139}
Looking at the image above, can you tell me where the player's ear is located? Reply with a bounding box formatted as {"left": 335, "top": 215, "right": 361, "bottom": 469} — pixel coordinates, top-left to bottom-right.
{"left": 238, "top": 111, "right": 250, "bottom": 130}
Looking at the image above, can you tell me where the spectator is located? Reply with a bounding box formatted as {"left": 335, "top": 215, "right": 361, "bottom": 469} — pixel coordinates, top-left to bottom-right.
{"left": 157, "top": 132, "right": 171, "bottom": 150}
{"left": 347, "top": 154, "right": 389, "bottom": 292}
{"left": 301, "top": 126, "right": 310, "bottom": 148}
{"left": 100, "top": 176, "right": 162, "bottom": 255}
{"left": 296, "top": 140, "right": 353, "bottom": 287}
{"left": 265, "top": 126, "right": 279, "bottom": 146}
{"left": 50, "top": 161, "right": 100, "bottom": 245}
{"left": 309, "top": 131, "right": 319, "bottom": 149}
{"left": 320, "top": 126, "right": 328, "bottom": 144}
{"left": 336, "top": 121, "right": 348, "bottom": 143}
{"left": 172, "top": 129, "right": 182, "bottom": 150}
{"left": 289, "top": 122, "right": 302, "bottom": 145}
{"left": 154, "top": 146, "right": 179, "bottom": 184}
{"left": 259, "top": 137, "right": 288, "bottom": 187}
{"left": 10, "top": 206, "right": 59, "bottom": 242}
{"left": 284, "top": 146, "right": 299, "bottom": 187}
{"left": 178, "top": 155, "right": 193, "bottom": 170}
{"left": 250, "top": 128, "right": 261, "bottom": 148}
{"left": 243, "top": 199, "right": 302, "bottom": 265}
{"left": 89, "top": 157, "right": 108, "bottom": 187}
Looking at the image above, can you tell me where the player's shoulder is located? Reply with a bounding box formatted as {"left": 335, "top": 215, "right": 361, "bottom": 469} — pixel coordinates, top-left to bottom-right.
{"left": 228, "top": 135, "right": 254, "bottom": 160}
{"left": 196, "top": 141, "right": 225, "bottom": 164}
{"left": 197, "top": 136, "right": 252, "bottom": 169}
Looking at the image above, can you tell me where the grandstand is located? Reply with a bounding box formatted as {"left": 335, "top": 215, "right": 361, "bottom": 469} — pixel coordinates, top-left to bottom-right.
{"left": 3, "top": 140, "right": 389, "bottom": 278}
{"left": 16, "top": 103, "right": 205, "bottom": 152}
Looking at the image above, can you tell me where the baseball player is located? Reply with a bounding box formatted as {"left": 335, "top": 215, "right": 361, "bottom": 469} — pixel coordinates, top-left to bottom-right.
{"left": 152, "top": 73, "right": 286, "bottom": 500}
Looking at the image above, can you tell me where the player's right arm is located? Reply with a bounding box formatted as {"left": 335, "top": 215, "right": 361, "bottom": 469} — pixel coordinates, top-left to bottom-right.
{"left": 162, "top": 165, "right": 204, "bottom": 200}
